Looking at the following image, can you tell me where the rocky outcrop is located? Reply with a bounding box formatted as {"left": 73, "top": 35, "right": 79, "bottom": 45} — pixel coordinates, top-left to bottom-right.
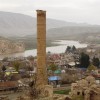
{"left": 0, "top": 38, "right": 25, "bottom": 55}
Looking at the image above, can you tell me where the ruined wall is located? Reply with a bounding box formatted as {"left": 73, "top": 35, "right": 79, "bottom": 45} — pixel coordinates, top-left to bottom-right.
{"left": 70, "top": 76, "right": 100, "bottom": 100}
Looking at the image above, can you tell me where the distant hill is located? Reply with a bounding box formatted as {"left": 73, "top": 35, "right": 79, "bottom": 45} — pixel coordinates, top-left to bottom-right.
{"left": 0, "top": 11, "right": 100, "bottom": 50}
{"left": 47, "top": 26, "right": 100, "bottom": 36}
{"left": 0, "top": 11, "right": 94, "bottom": 37}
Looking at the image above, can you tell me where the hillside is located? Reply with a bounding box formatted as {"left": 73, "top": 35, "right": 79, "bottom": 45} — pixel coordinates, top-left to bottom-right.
{"left": 0, "top": 11, "right": 100, "bottom": 50}
{"left": 0, "top": 11, "right": 93, "bottom": 37}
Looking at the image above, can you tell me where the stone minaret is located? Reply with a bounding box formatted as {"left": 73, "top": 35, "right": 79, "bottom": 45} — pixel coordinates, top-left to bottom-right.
{"left": 36, "top": 10, "right": 47, "bottom": 89}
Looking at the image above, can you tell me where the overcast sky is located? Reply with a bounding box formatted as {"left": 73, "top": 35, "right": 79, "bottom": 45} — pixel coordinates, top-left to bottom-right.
{"left": 0, "top": 0, "right": 100, "bottom": 25}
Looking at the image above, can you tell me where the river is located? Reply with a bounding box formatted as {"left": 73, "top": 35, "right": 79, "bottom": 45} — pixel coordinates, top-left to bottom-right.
{"left": 0, "top": 40, "right": 88, "bottom": 59}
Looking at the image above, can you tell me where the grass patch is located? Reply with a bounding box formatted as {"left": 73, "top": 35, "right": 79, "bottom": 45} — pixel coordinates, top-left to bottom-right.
{"left": 72, "top": 95, "right": 84, "bottom": 100}
{"left": 53, "top": 89, "right": 70, "bottom": 95}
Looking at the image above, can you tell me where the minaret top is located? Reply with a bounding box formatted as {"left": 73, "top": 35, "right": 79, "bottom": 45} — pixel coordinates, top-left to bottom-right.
{"left": 36, "top": 10, "right": 46, "bottom": 14}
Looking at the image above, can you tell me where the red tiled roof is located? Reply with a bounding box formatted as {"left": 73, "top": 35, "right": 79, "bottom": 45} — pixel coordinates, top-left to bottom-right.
{"left": 0, "top": 81, "right": 18, "bottom": 88}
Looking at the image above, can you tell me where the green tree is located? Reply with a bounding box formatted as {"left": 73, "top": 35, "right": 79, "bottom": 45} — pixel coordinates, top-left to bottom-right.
{"left": 2, "top": 65, "right": 6, "bottom": 72}
{"left": 92, "top": 57, "right": 100, "bottom": 67}
{"left": 79, "top": 52, "right": 90, "bottom": 68}
{"left": 72, "top": 45, "right": 76, "bottom": 51}
{"left": 1, "top": 65, "right": 6, "bottom": 81}
{"left": 87, "top": 64, "right": 97, "bottom": 72}
{"left": 65, "top": 46, "right": 71, "bottom": 53}
{"left": 12, "top": 60, "right": 20, "bottom": 72}
{"left": 49, "top": 64, "right": 57, "bottom": 72}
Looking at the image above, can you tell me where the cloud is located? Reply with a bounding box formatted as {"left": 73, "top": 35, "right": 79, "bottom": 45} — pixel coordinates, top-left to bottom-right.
{"left": 0, "top": 4, "right": 20, "bottom": 9}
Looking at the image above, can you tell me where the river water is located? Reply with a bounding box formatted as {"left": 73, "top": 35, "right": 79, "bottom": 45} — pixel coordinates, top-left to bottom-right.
{"left": 0, "top": 40, "right": 87, "bottom": 59}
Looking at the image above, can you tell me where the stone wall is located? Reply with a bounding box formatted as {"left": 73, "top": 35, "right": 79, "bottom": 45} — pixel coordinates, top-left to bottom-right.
{"left": 0, "top": 39, "right": 25, "bottom": 55}
{"left": 70, "top": 76, "right": 100, "bottom": 100}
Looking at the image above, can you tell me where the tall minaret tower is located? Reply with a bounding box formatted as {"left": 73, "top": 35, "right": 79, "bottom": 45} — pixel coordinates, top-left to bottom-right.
{"left": 36, "top": 10, "right": 47, "bottom": 89}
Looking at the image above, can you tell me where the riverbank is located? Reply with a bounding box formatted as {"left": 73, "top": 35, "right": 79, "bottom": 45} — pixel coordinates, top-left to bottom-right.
{"left": 0, "top": 40, "right": 87, "bottom": 60}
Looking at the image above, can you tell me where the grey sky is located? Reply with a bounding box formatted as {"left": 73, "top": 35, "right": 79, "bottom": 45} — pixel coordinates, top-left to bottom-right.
{"left": 0, "top": 0, "right": 100, "bottom": 25}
